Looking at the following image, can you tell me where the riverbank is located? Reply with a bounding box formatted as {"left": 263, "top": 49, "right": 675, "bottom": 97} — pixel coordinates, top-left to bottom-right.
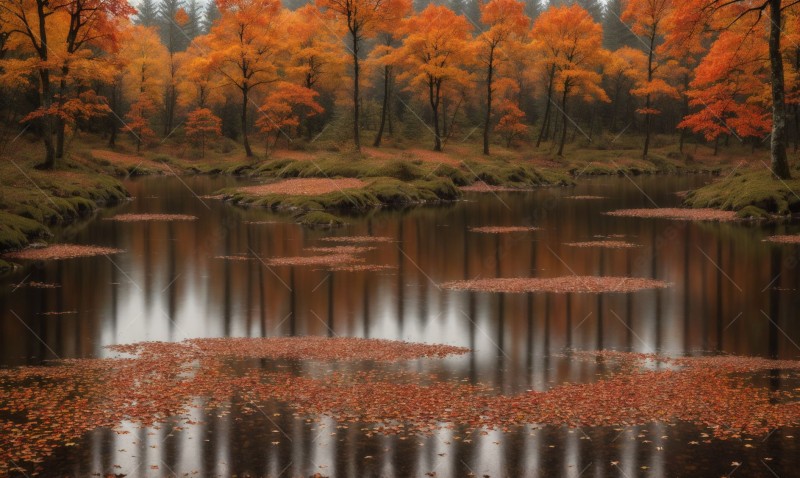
{"left": 683, "top": 166, "right": 800, "bottom": 218}
{"left": 0, "top": 133, "right": 749, "bottom": 263}
{"left": 0, "top": 146, "right": 129, "bottom": 271}
{"left": 211, "top": 140, "right": 737, "bottom": 225}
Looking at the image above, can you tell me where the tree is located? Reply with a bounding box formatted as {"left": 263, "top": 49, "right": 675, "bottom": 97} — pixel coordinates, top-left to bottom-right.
{"left": 496, "top": 99, "right": 528, "bottom": 146}
{"left": 161, "top": 2, "right": 189, "bottom": 136}
{"left": 185, "top": 107, "right": 222, "bottom": 156}
{"left": 370, "top": 0, "right": 412, "bottom": 148}
{"left": 117, "top": 24, "right": 169, "bottom": 150}
{"left": 54, "top": 0, "right": 134, "bottom": 159}
{"left": 522, "top": 0, "right": 540, "bottom": 20}
{"left": 530, "top": 4, "right": 609, "bottom": 156}
{"left": 477, "top": 0, "right": 529, "bottom": 155}
{"left": 622, "top": 0, "right": 676, "bottom": 158}
{"left": 202, "top": 0, "right": 221, "bottom": 33}
{"left": 671, "top": 0, "right": 793, "bottom": 178}
{"left": 318, "top": 0, "right": 398, "bottom": 152}
{"left": 256, "top": 82, "right": 323, "bottom": 154}
{"left": 390, "top": 5, "right": 475, "bottom": 151}
{"left": 136, "top": 0, "right": 159, "bottom": 26}
{"left": 177, "top": 37, "right": 223, "bottom": 110}
{"left": 204, "top": 0, "right": 285, "bottom": 157}
{"left": 124, "top": 94, "right": 158, "bottom": 152}
{"left": 678, "top": 29, "right": 771, "bottom": 153}
{"left": 1, "top": 0, "right": 133, "bottom": 167}
{"left": 575, "top": 0, "right": 603, "bottom": 23}
{"left": 604, "top": 46, "right": 648, "bottom": 131}
{"left": 284, "top": 5, "right": 346, "bottom": 138}
{"left": 603, "top": 0, "right": 637, "bottom": 49}
{"left": 184, "top": 0, "right": 203, "bottom": 40}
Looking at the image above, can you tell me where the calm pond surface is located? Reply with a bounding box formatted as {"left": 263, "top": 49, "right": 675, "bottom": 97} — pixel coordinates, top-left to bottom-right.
{"left": 1, "top": 173, "right": 800, "bottom": 477}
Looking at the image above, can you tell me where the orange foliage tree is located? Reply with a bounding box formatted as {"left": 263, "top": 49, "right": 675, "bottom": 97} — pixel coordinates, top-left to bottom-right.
{"left": 369, "top": 0, "right": 412, "bottom": 147}
{"left": 256, "top": 82, "right": 324, "bottom": 154}
{"left": 117, "top": 24, "right": 168, "bottom": 152}
{"left": 185, "top": 108, "right": 222, "bottom": 157}
{"left": 0, "top": 0, "right": 133, "bottom": 167}
{"left": 678, "top": 30, "right": 771, "bottom": 153}
{"left": 622, "top": 0, "right": 677, "bottom": 158}
{"left": 604, "top": 47, "right": 648, "bottom": 132}
{"left": 124, "top": 95, "right": 158, "bottom": 152}
{"left": 477, "top": 0, "right": 529, "bottom": 155}
{"left": 670, "top": 0, "right": 793, "bottom": 178}
{"left": 495, "top": 99, "right": 528, "bottom": 147}
{"left": 204, "top": 0, "right": 285, "bottom": 157}
{"left": 390, "top": 5, "right": 475, "bottom": 151}
{"left": 318, "top": 0, "right": 400, "bottom": 152}
{"left": 531, "top": 4, "right": 609, "bottom": 156}
{"left": 284, "top": 5, "right": 346, "bottom": 139}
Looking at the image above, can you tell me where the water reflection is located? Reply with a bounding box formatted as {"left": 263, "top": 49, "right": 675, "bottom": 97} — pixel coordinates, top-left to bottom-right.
{"left": 2, "top": 174, "right": 800, "bottom": 476}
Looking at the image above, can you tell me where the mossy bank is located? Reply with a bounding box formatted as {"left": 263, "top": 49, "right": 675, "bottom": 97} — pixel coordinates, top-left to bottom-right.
{"left": 0, "top": 158, "right": 128, "bottom": 269}
{"left": 684, "top": 168, "right": 800, "bottom": 219}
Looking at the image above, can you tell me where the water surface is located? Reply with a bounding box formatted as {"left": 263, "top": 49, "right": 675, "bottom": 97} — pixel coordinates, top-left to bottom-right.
{"left": 2, "top": 174, "right": 799, "bottom": 476}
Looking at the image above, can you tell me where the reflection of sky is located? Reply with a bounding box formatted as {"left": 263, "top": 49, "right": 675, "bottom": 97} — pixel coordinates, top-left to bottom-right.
{"left": 5, "top": 174, "right": 800, "bottom": 476}
{"left": 4, "top": 174, "right": 800, "bottom": 371}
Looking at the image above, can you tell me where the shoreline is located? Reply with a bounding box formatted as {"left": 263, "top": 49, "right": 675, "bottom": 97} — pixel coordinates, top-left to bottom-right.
{"left": 0, "top": 137, "right": 784, "bottom": 270}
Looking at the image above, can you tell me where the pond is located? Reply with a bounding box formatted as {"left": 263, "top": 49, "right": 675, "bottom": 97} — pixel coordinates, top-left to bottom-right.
{"left": 1, "top": 173, "right": 799, "bottom": 477}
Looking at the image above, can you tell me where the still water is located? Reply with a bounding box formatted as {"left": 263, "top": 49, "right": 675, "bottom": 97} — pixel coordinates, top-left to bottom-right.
{"left": 1, "top": 174, "right": 799, "bottom": 477}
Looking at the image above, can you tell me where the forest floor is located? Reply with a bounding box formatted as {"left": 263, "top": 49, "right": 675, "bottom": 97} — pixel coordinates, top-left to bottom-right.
{"left": 0, "top": 131, "right": 792, "bottom": 269}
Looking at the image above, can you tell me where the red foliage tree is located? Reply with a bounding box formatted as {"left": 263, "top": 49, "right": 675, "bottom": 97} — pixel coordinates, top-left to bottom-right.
{"left": 185, "top": 108, "right": 223, "bottom": 157}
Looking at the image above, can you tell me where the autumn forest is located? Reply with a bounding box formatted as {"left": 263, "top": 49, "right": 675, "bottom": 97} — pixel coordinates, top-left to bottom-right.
{"left": 1, "top": 0, "right": 799, "bottom": 177}
{"left": 3, "top": 0, "right": 800, "bottom": 476}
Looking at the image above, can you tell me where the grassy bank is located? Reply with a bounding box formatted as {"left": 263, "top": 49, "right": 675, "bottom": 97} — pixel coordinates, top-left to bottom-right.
{"left": 0, "top": 130, "right": 752, "bottom": 262}
{"left": 0, "top": 143, "right": 129, "bottom": 269}
{"left": 684, "top": 166, "right": 800, "bottom": 218}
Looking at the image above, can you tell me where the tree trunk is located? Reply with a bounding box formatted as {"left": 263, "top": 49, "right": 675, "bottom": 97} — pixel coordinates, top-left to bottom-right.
{"left": 483, "top": 47, "right": 494, "bottom": 155}
{"left": 643, "top": 32, "right": 656, "bottom": 159}
{"left": 34, "top": 0, "right": 55, "bottom": 169}
{"left": 164, "top": 85, "right": 176, "bottom": 137}
{"left": 351, "top": 29, "right": 361, "bottom": 152}
{"left": 241, "top": 87, "right": 253, "bottom": 157}
{"left": 442, "top": 96, "right": 449, "bottom": 138}
{"left": 55, "top": 75, "right": 67, "bottom": 159}
{"left": 793, "top": 104, "right": 800, "bottom": 152}
{"left": 108, "top": 83, "right": 118, "bottom": 148}
{"left": 769, "top": 0, "right": 791, "bottom": 178}
{"left": 680, "top": 73, "right": 690, "bottom": 153}
{"left": 429, "top": 78, "right": 442, "bottom": 152}
{"left": 39, "top": 68, "right": 56, "bottom": 169}
{"left": 611, "top": 81, "right": 621, "bottom": 132}
{"left": 557, "top": 86, "right": 569, "bottom": 156}
{"left": 643, "top": 93, "right": 652, "bottom": 158}
{"left": 536, "top": 65, "right": 555, "bottom": 148}
{"left": 388, "top": 74, "right": 394, "bottom": 135}
{"left": 163, "top": 52, "right": 177, "bottom": 137}
{"left": 374, "top": 65, "right": 390, "bottom": 147}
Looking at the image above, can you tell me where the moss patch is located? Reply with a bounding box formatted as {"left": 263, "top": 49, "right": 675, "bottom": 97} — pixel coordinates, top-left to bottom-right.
{"left": 0, "top": 152, "right": 129, "bottom": 255}
{"left": 684, "top": 169, "right": 800, "bottom": 218}
{"left": 220, "top": 175, "right": 461, "bottom": 227}
{"left": 297, "top": 211, "right": 345, "bottom": 228}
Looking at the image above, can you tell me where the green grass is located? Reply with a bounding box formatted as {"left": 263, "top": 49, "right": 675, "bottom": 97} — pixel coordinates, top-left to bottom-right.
{"left": 0, "top": 148, "right": 130, "bottom": 255}
{"left": 684, "top": 169, "right": 800, "bottom": 218}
